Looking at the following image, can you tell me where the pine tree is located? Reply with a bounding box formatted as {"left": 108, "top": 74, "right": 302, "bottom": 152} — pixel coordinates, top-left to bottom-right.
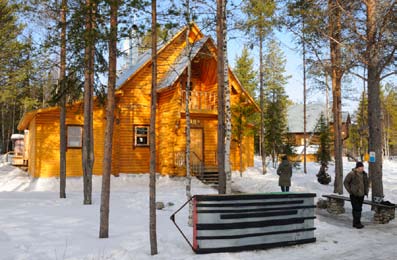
{"left": 233, "top": 46, "right": 258, "bottom": 99}
{"left": 283, "top": 131, "right": 296, "bottom": 158}
{"left": 231, "top": 95, "right": 256, "bottom": 176}
{"left": 381, "top": 83, "right": 397, "bottom": 158}
{"left": 99, "top": 0, "right": 118, "bottom": 239}
{"left": 316, "top": 113, "right": 331, "bottom": 165}
{"left": 262, "top": 39, "right": 289, "bottom": 166}
{"left": 356, "top": 91, "right": 369, "bottom": 159}
{"left": 149, "top": 0, "right": 158, "bottom": 254}
{"left": 0, "top": 0, "right": 33, "bottom": 153}
{"left": 241, "top": 0, "right": 276, "bottom": 174}
{"left": 233, "top": 46, "right": 260, "bottom": 153}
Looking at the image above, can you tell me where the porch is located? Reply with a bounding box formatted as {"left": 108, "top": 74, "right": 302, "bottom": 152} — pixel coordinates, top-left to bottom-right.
{"left": 180, "top": 90, "right": 217, "bottom": 116}
{"left": 174, "top": 150, "right": 218, "bottom": 185}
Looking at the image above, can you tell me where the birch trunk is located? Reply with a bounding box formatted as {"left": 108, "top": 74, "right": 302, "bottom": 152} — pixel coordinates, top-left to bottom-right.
{"left": 222, "top": 0, "right": 232, "bottom": 194}
{"left": 184, "top": 2, "right": 193, "bottom": 226}
{"left": 216, "top": 0, "right": 226, "bottom": 194}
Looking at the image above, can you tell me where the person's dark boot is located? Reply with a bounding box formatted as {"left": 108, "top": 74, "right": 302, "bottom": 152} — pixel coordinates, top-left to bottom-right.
{"left": 353, "top": 211, "right": 364, "bottom": 229}
{"left": 354, "top": 223, "right": 364, "bottom": 229}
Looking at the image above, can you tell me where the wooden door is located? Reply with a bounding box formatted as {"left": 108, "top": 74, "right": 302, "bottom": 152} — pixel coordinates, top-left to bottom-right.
{"left": 190, "top": 128, "right": 203, "bottom": 163}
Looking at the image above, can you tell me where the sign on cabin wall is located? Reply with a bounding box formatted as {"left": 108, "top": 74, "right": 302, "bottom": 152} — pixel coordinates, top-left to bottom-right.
{"left": 190, "top": 119, "right": 201, "bottom": 127}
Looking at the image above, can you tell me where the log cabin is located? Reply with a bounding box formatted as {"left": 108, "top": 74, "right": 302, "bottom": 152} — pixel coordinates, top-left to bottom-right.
{"left": 286, "top": 103, "right": 351, "bottom": 162}
{"left": 17, "top": 24, "right": 259, "bottom": 179}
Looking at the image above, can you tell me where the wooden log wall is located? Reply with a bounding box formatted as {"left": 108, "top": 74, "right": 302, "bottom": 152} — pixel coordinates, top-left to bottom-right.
{"left": 29, "top": 104, "right": 106, "bottom": 177}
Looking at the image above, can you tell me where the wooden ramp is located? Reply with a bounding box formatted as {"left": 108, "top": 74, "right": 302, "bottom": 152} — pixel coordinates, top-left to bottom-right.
{"left": 192, "top": 193, "right": 316, "bottom": 254}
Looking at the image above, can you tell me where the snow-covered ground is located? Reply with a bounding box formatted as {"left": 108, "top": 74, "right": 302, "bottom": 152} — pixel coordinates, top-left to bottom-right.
{"left": 0, "top": 158, "right": 396, "bottom": 260}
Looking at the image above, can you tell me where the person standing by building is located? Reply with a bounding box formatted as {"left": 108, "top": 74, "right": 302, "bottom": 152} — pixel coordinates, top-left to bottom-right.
{"left": 277, "top": 155, "right": 292, "bottom": 192}
{"left": 343, "top": 162, "right": 369, "bottom": 229}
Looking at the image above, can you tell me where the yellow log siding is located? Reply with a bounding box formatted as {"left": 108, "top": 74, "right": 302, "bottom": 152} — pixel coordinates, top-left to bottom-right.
{"left": 18, "top": 24, "right": 257, "bottom": 178}
{"left": 157, "top": 85, "right": 182, "bottom": 175}
{"left": 230, "top": 136, "right": 255, "bottom": 172}
{"left": 27, "top": 118, "right": 36, "bottom": 177}
{"left": 29, "top": 105, "right": 106, "bottom": 178}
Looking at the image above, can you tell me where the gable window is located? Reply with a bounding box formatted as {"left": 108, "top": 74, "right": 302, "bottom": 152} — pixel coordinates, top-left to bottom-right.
{"left": 134, "top": 125, "right": 149, "bottom": 146}
{"left": 67, "top": 125, "right": 83, "bottom": 148}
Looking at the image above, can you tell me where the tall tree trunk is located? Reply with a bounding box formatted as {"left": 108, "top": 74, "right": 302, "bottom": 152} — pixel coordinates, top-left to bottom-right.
{"left": 366, "top": 0, "right": 383, "bottom": 201}
{"left": 59, "top": 0, "right": 67, "bottom": 199}
{"left": 184, "top": 2, "right": 193, "bottom": 226}
{"left": 329, "top": 0, "right": 344, "bottom": 194}
{"left": 99, "top": 0, "right": 118, "bottom": 239}
{"left": 223, "top": 0, "right": 231, "bottom": 194}
{"left": 83, "top": 0, "right": 95, "bottom": 205}
{"left": 239, "top": 143, "right": 243, "bottom": 176}
{"left": 302, "top": 28, "right": 307, "bottom": 174}
{"left": 217, "top": 0, "right": 226, "bottom": 194}
{"left": 259, "top": 33, "right": 266, "bottom": 174}
{"left": 149, "top": 0, "right": 158, "bottom": 255}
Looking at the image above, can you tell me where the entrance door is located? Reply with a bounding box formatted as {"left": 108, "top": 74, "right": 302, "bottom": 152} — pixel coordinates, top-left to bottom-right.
{"left": 190, "top": 128, "right": 203, "bottom": 163}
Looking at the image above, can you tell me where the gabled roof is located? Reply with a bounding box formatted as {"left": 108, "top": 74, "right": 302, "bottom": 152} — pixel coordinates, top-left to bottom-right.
{"left": 287, "top": 103, "right": 326, "bottom": 133}
{"left": 116, "top": 48, "right": 153, "bottom": 89}
{"left": 18, "top": 24, "right": 260, "bottom": 130}
{"left": 116, "top": 23, "right": 203, "bottom": 90}
{"left": 158, "top": 37, "right": 209, "bottom": 90}
{"left": 287, "top": 103, "right": 350, "bottom": 133}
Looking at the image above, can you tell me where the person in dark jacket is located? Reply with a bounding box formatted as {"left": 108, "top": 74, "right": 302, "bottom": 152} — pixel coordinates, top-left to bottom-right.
{"left": 343, "top": 161, "right": 369, "bottom": 229}
{"left": 277, "top": 155, "right": 292, "bottom": 192}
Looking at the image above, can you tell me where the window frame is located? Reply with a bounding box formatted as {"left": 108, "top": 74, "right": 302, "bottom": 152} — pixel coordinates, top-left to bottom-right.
{"left": 134, "top": 125, "right": 150, "bottom": 147}
{"left": 67, "top": 125, "right": 83, "bottom": 149}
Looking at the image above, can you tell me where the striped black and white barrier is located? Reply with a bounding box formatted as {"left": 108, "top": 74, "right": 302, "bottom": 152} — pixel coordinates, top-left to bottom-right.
{"left": 171, "top": 193, "right": 316, "bottom": 254}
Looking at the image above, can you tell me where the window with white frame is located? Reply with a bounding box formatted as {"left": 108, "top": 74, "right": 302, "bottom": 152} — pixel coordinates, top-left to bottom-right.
{"left": 134, "top": 125, "right": 149, "bottom": 146}
{"left": 67, "top": 125, "right": 83, "bottom": 148}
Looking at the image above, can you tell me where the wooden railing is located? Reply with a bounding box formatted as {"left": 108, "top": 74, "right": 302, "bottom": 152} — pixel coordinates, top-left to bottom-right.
{"left": 174, "top": 150, "right": 203, "bottom": 178}
{"left": 181, "top": 90, "right": 217, "bottom": 112}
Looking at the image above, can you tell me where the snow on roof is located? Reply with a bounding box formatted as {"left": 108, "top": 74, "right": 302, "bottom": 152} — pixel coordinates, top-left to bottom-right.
{"left": 158, "top": 37, "right": 209, "bottom": 90}
{"left": 10, "top": 134, "right": 24, "bottom": 140}
{"left": 287, "top": 103, "right": 326, "bottom": 133}
{"left": 116, "top": 35, "right": 210, "bottom": 91}
{"left": 287, "top": 103, "right": 350, "bottom": 133}
{"left": 294, "top": 145, "right": 319, "bottom": 154}
{"left": 115, "top": 48, "right": 152, "bottom": 89}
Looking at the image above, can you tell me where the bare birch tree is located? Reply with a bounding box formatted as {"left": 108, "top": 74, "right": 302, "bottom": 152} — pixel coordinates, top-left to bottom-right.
{"left": 183, "top": 0, "right": 193, "bottom": 226}
{"left": 216, "top": 0, "right": 226, "bottom": 194}
{"left": 222, "top": 0, "right": 232, "bottom": 194}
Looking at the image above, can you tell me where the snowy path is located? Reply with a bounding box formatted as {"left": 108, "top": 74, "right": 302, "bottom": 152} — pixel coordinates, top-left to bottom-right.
{"left": 0, "top": 159, "right": 396, "bottom": 260}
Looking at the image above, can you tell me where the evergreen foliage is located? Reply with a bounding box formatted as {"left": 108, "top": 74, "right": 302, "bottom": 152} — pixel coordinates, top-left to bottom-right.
{"left": 0, "top": 0, "right": 34, "bottom": 153}
{"left": 316, "top": 113, "right": 331, "bottom": 165}
{"left": 282, "top": 131, "right": 296, "bottom": 158}
{"left": 231, "top": 95, "right": 257, "bottom": 173}
{"left": 233, "top": 46, "right": 258, "bottom": 99}
{"left": 382, "top": 83, "right": 397, "bottom": 157}
{"left": 262, "top": 38, "right": 290, "bottom": 163}
{"left": 233, "top": 46, "right": 260, "bottom": 153}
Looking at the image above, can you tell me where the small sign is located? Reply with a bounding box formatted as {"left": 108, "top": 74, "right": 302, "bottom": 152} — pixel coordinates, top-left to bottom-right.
{"left": 369, "top": 151, "right": 376, "bottom": 163}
